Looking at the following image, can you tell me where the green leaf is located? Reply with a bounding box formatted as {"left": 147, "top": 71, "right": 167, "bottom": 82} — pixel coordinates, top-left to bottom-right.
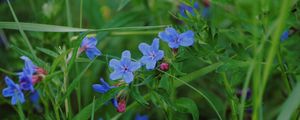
{"left": 117, "top": 0, "right": 131, "bottom": 11}
{"left": 59, "top": 57, "right": 97, "bottom": 104}
{"left": 174, "top": 98, "right": 199, "bottom": 120}
{"left": 0, "top": 22, "right": 90, "bottom": 32}
{"left": 174, "top": 62, "right": 223, "bottom": 88}
{"left": 130, "top": 84, "right": 149, "bottom": 106}
{"left": 0, "top": 22, "right": 167, "bottom": 32}
{"left": 73, "top": 87, "right": 124, "bottom": 120}
{"left": 36, "top": 47, "right": 58, "bottom": 57}
{"left": 277, "top": 82, "right": 300, "bottom": 120}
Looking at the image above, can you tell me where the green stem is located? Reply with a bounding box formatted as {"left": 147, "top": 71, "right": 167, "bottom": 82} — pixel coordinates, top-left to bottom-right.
{"left": 65, "top": 0, "right": 73, "bottom": 38}
{"left": 17, "top": 103, "right": 25, "bottom": 120}
{"left": 222, "top": 73, "right": 238, "bottom": 120}
{"left": 256, "top": 0, "right": 291, "bottom": 119}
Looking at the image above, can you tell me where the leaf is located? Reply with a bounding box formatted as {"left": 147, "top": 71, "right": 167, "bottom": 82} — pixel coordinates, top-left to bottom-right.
{"left": 277, "top": 82, "right": 300, "bottom": 120}
{"left": 117, "top": 0, "right": 131, "bottom": 11}
{"left": 174, "top": 98, "right": 199, "bottom": 120}
{"left": 73, "top": 87, "right": 124, "bottom": 120}
{"left": 0, "top": 22, "right": 167, "bottom": 32}
{"left": 0, "top": 22, "right": 90, "bottom": 32}
{"left": 130, "top": 84, "right": 149, "bottom": 106}
{"left": 36, "top": 47, "right": 58, "bottom": 57}
{"left": 174, "top": 62, "right": 223, "bottom": 88}
{"left": 159, "top": 74, "right": 171, "bottom": 92}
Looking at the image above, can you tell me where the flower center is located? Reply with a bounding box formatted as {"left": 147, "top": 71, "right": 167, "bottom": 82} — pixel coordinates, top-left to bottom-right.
{"left": 149, "top": 51, "right": 156, "bottom": 59}
{"left": 123, "top": 66, "right": 129, "bottom": 72}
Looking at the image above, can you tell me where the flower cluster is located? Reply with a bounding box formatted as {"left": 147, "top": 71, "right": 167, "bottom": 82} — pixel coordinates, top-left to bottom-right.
{"left": 2, "top": 56, "right": 47, "bottom": 105}
{"left": 91, "top": 27, "right": 195, "bottom": 113}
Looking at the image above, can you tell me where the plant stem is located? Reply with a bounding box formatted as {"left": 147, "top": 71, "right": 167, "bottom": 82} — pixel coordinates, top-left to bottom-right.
{"left": 17, "top": 103, "right": 25, "bottom": 120}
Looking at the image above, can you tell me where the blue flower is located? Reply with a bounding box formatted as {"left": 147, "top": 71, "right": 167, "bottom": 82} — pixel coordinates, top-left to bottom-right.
{"left": 18, "top": 56, "right": 36, "bottom": 76}
{"left": 93, "top": 78, "right": 115, "bottom": 94}
{"left": 109, "top": 50, "right": 141, "bottom": 83}
{"left": 81, "top": 37, "right": 102, "bottom": 60}
{"left": 139, "top": 38, "right": 164, "bottom": 70}
{"left": 158, "top": 27, "right": 194, "bottom": 48}
{"left": 179, "top": 1, "right": 199, "bottom": 17}
{"left": 280, "top": 30, "right": 289, "bottom": 42}
{"left": 18, "top": 56, "right": 35, "bottom": 92}
{"left": 2, "top": 76, "right": 25, "bottom": 105}
{"left": 135, "top": 114, "right": 149, "bottom": 120}
{"left": 93, "top": 78, "right": 118, "bottom": 108}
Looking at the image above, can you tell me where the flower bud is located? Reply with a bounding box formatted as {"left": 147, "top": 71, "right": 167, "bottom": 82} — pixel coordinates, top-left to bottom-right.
{"left": 117, "top": 99, "right": 126, "bottom": 113}
{"left": 160, "top": 63, "right": 169, "bottom": 71}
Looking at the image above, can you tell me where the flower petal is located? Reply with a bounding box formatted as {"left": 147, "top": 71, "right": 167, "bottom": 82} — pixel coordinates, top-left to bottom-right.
{"left": 111, "top": 98, "right": 118, "bottom": 108}
{"left": 138, "top": 43, "right": 151, "bottom": 55}
{"left": 30, "top": 91, "right": 39, "bottom": 104}
{"left": 109, "top": 59, "right": 121, "bottom": 70}
{"left": 129, "top": 61, "right": 141, "bottom": 72}
{"left": 93, "top": 84, "right": 109, "bottom": 94}
{"left": 123, "top": 72, "right": 134, "bottom": 83}
{"left": 11, "top": 95, "right": 17, "bottom": 105}
{"left": 110, "top": 71, "right": 123, "bottom": 80}
{"left": 100, "top": 78, "right": 111, "bottom": 89}
{"left": 168, "top": 41, "right": 180, "bottom": 48}
{"left": 145, "top": 61, "right": 156, "bottom": 70}
{"left": 151, "top": 38, "right": 160, "bottom": 50}
{"left": 122, "top": 50, "right": 131, "bottom": 59}
{"left": 158, "top": 27, "right": 178, "bottom": 43}
{"left": 20, "top": 56, "right": 36, "bottom": 75}
{"left": 179, "top": 30, "right": 194, "bottom": 47}
{"left": 155, "top": 50, "right": 164, "bottom": 61}
{"left": 140, "top": 56, "right": 152, "bottom": 65}
{"left": 86, "top": 47, "right": 101, "bottom": 60}
{"left": 2, "top": 88, "right": 14, "bottom": 97}
{"left": 5, "top": 76, "right": 16, "bottom": 88}
{"left": 81, "top": 37, "right": 89, "bottom": 47}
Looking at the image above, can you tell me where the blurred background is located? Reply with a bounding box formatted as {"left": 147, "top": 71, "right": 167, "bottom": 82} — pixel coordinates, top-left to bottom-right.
{"left": 0, "top": 0, "right": 300, "bottom": 120}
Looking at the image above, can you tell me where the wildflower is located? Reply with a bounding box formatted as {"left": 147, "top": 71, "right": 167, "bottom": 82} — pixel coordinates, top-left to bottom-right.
{"left": 80, "top": 37, "right": 102, "bottom": 60}
{"left": 2, "top": 76, "right": 25, "bottom": 105}
{"left": 93, "top": 78, "right": 119, "bottom": 109}
{"left": 109, "top": 50, "right": 141, "bottom": 83}
{"left": 158, "top": 27, "right": 194, "bottom": 49}
{"left": 179, "top": 1, "right": 199, "bottom": 17}
{"left": 280, "top": 30, "right": 289, "bottom": 42}
{"left": 18, "top": 56, "right": 35, "bottom": 92}
{"left": 160, "top": 62, "right": 169, "bottom": 71}
{"left": 135, "top": 114, "right": 149, "bottom": 120}
{"left": 139, "top": 38, "right": 164, "bottom": 70}
{"left": 116, "top": 99, "right": 126, "bottom": 113}
{"left": 93, "top": 78, "right": 115, "bottom": 94}
{"left": 18, "top": 56, "right": 36, "bottom": 76}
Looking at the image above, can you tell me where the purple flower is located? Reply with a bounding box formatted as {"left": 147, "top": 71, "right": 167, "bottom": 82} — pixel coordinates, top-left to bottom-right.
{"left": 179, "top": 1, "right": 199, "bottom": 17}
{"left": 18, "top": 56, "right": 35, "bottom": 92}
{"left": 30, "top": 90, "right": 39, "bottom": 104}
{"left": 109, "top": 50, "right": 141, "bottom": 83}
{"left": 111, "top": 98, "right": 119, "bottom": 108}
{"left": 93, "top": 78, "right": 115, "bottom": 94}
{"left": 138, "top": 38, "right": 164, "bottom": 70}
{"left": 280, "top": 30, "right": 289, "bottom": 42}
{"left": 80, "top": 37, "right": 102, "bottom": 60}
{"left": 2, "top": 76, "right": 25, "bottom": 105}
{"left": 158, "top": 27, "right": 194, "bottom": 48}
{"left": 135, "top": 114, "right": 149, "bottom": 120}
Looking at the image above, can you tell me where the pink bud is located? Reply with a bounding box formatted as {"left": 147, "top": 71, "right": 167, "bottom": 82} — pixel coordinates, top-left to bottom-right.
{"left": 35, "top": 67, "right": 47, "bottom": 75}
{"left": 160, "top": 63, "right": 169, "bottom": 71}
{"left": 32, "top": 75, "right": 42, "bottom": 85}
{"left": 117, "top": 99, "right": 126, "bottom": 113}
